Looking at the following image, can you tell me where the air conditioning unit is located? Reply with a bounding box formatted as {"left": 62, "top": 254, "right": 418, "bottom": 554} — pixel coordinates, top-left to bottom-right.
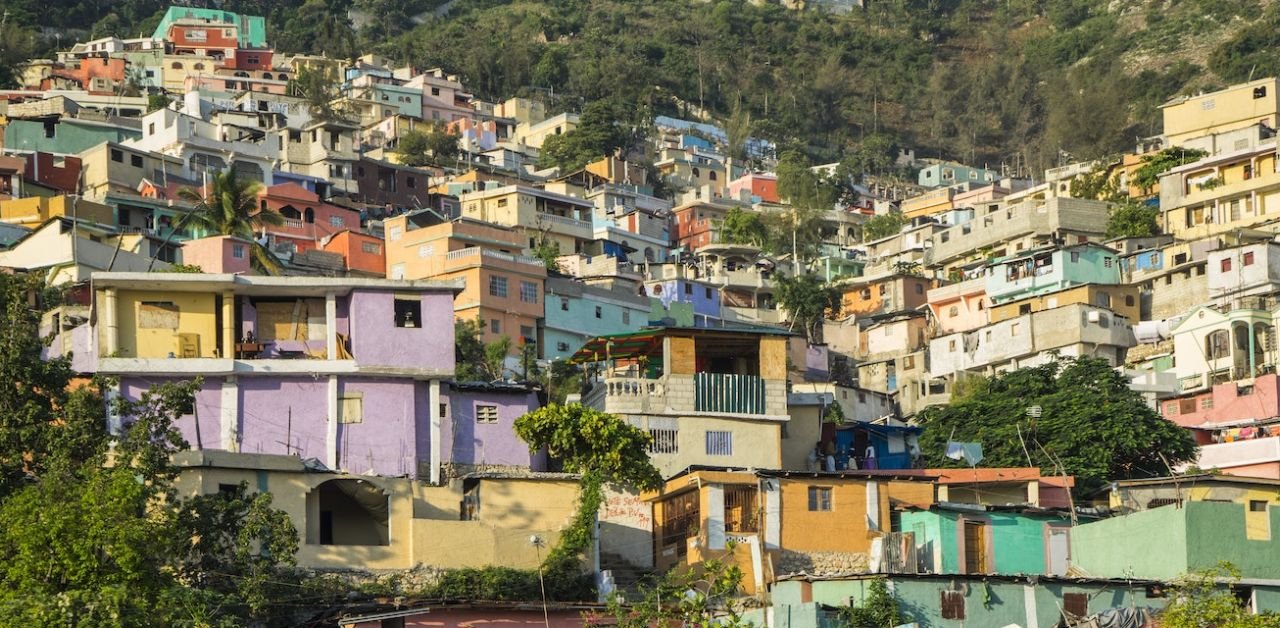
{"left": 1087, "top": 311, "right": 1101, "bottom": 323}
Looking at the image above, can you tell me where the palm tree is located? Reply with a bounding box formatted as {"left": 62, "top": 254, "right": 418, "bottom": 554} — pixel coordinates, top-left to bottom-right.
{"left": 176, "top": 169, "right": 285, "bottom": 274}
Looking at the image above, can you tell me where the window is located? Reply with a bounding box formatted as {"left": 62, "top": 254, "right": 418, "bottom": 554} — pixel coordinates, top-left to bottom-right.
{"left": 560, "top": 297, "right": 570, "bottom": 311}
{"left": 231, "top": 244, "right": 245, "bottom": 259}
{"left": 705, "top": 431, "right": 733, "bottom": 456}
{"left": 431, "top": 87, "right": 440, "bottom": 96}
{"left": 489, "top": 275, "right": 508, "bottom": 298}
{"left": 389, "top": 263, "right": 406, "bottom": 279}
{"left": 808, "top": 487, "right": 832, "bottom": 511}
{"left": 1245, "top": 251, "right": 1256, "bottom": 266}
{"left": 388, "top": 226, "right": 403, "bottom": 241}
{"left": 131, "top": 154, "right": 143, "bottom": 167}
{"left": 171, "top": 62, "right": 183, "bottom": 70}
{"left": 490, "top": 319, "right": 501, "bottom": 333}
{"left": 556, "top": 341, "right": 570, "bottom": 352}
{"left": 1125, "top": 295, "right": 1135, "bottom": 307}
{"left": 622, "top": 310, "right": 631, "bottom": 325}
{"left": 338, "top": 393, "right": 363, "bottom": 424}
{"left": 520, "top": 325, "right": 534, "bottom": 343}
{"left": 649, "top": 424, "right": 679, "bottom": 454}
{"left": 393, "top": 297, "right": 421, "bottom": 328}
{"left": 1096, "top": 292, "right": 1111, "bottom": 307}
{"left": 1011, "top": 322, "right": 1021, "bottom": 336}
{"left": 475, "top": 404, "right": 498, "bottom": 424}
{"left": 915, "top": 283, "right": 924, "bottom": 294}
{"left": 684, "top": 283, "right": 693, "bottom": 295}
{"left": 949, "top": 339, "right": 957, "bottom": 351}
{"left": 417, "top": 245, "right": 434, "bottom": 258}
{"left": 594, "top": 306, "right": 603, "bottom": 319}
{"left": 329, "top": 215, "right": 345, "bottom": 227}
{"left": 1206, "top": 330, "right": 1231, "bottom": 360}
{"left": 407, "top": 176, "right": 415, "bottom": 189}
{"left": 1070, "top": 251, "right": 1081, "bottom": 263}
{"left": 1063, "top": 593, "right": 1088, "bottom": 618}
{"left": 110, "top": 148, "right": 123, "bottom": 162}
{"left": 496, "top": 198, "right": 508, "bottom": 207}
{"left": 362, "top": 242, "right": 381, "bottom": 255}
{"left": 1104, "top": 257, "right": 1113, "bottom": 268}
{"left": 520, "top": 281, "right": 538, "bottom": 303}
{"left": 1251, "top": 500, "right": 1269, "bottom": 512}
{"left": 941, "top": 590, "right": 965, "bottom": 620}
{"left": 1222, "top": 258, "right": 1233, "bottom": 273}
{"left": 1255, "top": 86, "right": 1268, "bottom": 99}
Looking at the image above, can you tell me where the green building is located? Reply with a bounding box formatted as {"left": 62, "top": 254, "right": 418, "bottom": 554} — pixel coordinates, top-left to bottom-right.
{"left": 899, "top": 504, "right": 1074, "bottom": 576}
{"left": 150, "top": 7, "right": 268, "bottom": 48}
{"left": 6, "top": 120, "right": 140, "bottom": 156}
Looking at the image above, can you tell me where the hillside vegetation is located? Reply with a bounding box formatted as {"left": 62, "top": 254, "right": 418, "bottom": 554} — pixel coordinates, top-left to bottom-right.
{"left": 6, "top": 0, "right": 1280, "bottom": 171}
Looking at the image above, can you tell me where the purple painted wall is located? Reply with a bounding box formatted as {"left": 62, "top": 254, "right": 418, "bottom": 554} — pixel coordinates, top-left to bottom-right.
{"left": 237, "top": 377, "right": 326, "bottom": 459}
{"left": 338, "top": 377, "right": 424, "bottom": 477}
{"left": 120, "top": 376, "right": 223, "bottom": 450}
{"left": 443, "top": 386, "right": 544, "bottom": 470}
{"left": 349, "top": 290, "right": 454, "bottom": 371}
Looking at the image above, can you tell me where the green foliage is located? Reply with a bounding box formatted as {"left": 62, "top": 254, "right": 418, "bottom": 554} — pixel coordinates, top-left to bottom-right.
{"left": 287, "top": 67, "right": 351, "bottom": 123}
{"left": 916, "top": 356, "right": 1198, "bottom": 494}
{"left": 776, "top": 150, "right": 838, "bottom": 211}
{"left": 1133, "top": 148, "right": 1209, "bottom": 195}
{"left": 276, "top": 0, "right": 357, "bottom": 58}
{"left": 396, "top": 123, "right": 461, "bottom": 167}
{"left": 1162, "top": 563, "right": 1280, "bottom": 628}
{"left": 455, "top": 318, "right": 508, "bottom": 382}
{"left": 531, "top": 238, "right": 564, "bottom": 273}
{"left": 539, "top": 100, "right": 641, "bottom": 172}
{"left": 157, "top": 263, "right": 205, "bottom": 273}
{"left": 838, "top": 578, "right": 902, "bottom": 627}
{"left": 719, "top": 207, "right": 769, "bottom": 247}
{"left": 775, "top": 274, "right": 841, "bottom": 344}
{"left": 1208, "top": 3, "right": 1280, "bottom": 83}
{"left": 604, "top": 556, "right": 748, "bottom": 628}
{"left": 862, "top": 210, "right": 905, "bottom": 243}
{"left": 146, "top": 93, "right": 172, "bottom": 113}
{"left": 176, "top": 169, "right": 284, "bottom": 274}
{"left": 1105, "top": 201, "right": 1161, "bottom": 239}
{"left": 514, "top": 404, "right": 662, "bottom": 491}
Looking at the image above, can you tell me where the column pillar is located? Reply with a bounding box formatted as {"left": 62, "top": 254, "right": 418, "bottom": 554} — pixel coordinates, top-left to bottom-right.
{"left": 221, "top": 291, "right": 234, "bottom": 358}
{"left": 429, "top": 379, "right": 442, "bottom": 484}
{"left": 104, "top": 288, "right": 119, "bottom": 356}
{"left": 326, "top": 375, "right": 339, "bottom": 470}
{"left": 325, "top": 292, "right": 337, "bottom": 360}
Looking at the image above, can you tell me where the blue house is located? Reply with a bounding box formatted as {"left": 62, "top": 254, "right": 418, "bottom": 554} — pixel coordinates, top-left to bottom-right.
{"left": 985, "top": 242, "right": 1122, "bottom": 304}
{"left": 918, "top": 161, "right": 998, "bottom": 189}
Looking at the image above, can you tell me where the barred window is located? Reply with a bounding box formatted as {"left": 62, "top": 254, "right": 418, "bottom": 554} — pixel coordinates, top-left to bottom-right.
{"left": 475, "top": 404, "right": 498, "bottom": 423}
{"left": 520, "top": 281, "right": 538, "bottom": 303}
{"left": 705, "top": 431, "right": 733, "bottom": 456}
{"left": 489, "top": 275, "right": 508, "bottom": 298}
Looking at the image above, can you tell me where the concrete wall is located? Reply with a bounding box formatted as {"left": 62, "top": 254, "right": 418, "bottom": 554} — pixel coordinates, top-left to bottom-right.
{"left": 900, "top": 509, "right": 1068, "bottom": 576}
{"left": 348, "top": 289, "right": 455, "bottom": 371}
{"left": 443, "top": 386, "right": 542, "bottom": 472}
{"left": 1070, "top": 505, "right": 1191, "bottom": 580}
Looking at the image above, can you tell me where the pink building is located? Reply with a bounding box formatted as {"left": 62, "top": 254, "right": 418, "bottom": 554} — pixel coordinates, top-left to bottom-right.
{"left": 925, "top": 276, "right": 989, "bottom": 334}
{"left": 1163, "top": 374, "right": 1280, "bottom": 479}
{"left": 181, "top": 235, "right": 254, "bottom": 274}
{"left": 258, "top": 183, "right": 361, "bottom": 253}
{"left": 726, "top": 172, "right": 779, "bottom": 203}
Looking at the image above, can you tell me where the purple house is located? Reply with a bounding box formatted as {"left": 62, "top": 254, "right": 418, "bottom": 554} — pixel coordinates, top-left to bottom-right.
{"left": 86, "top": 272, "right": 463, "bottom": 482}
{"left": 440, "top": 381, "right": 545, "bottom": 476}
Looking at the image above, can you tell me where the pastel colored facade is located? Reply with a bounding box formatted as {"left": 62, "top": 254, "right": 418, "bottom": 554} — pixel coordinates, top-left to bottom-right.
{"left": 726, "top": 172, "right": 779, "bottom": 203}
{"left": 23, "top": 152, "right": 83, "bottom": 194}
{"left": 656, "top": 148, "right": 731, "bottom": 196}
{"left": 1160, "top": 374, "right": 1280, "bottom": 429}
{"left": 646, "top": 469, "right": 935, "bottom": 592}
{"left": 986, "top": 283, "right": 1141, "bottom": 325}
{"left": 900, "top": 186, "right": 956, "bottom": 220}
{"left": 926, "top": 277, "right": 989, "bottom": 334}
{"left": 440, "top": 382, "right": 544, "bottom": 476}
{"left": 542, "top": 276, "right": 649, "bottom": 360}
{"left": 5, "top": 117, "right": 140, "bottom": 155}
{"left": 671, "top": 198, "right": 741, "bottom": 251}
{"left": 643, "top": 276, "right": 722, "bottom": 323}
{"left": 579, "top": 327, "right": 792, "bottom": 477}
{"left": 278, "top": 120, "right": 360, "bottom": 195}
{"left": 179, "top": 235, "right": 253, "bottom": 274}
{"left": 837, "top": 273, "right": 936, "bottom": 318}
{"left": 258, "top": 183, "right": 361, "bottom": 254}
{"left": 929, "top": 303, "right": 1134, "bottom": 378}
{"left": 1073, "top": 500, "right": 1280, "bottom": 582}
{"left": 172, "top": 451, "right": 577, "bottom": 571}
{"left": 985, "top": 243, "right": 1122, "bottom": 305}
{"left": 125, "top": 102, "right": 276, "bottom": 186}
{"left": 151, "top": 7, "right": 269, "bottom": 48}
{"left": 1158, "top": 142, "right": 1280, "bottom": 241}
{"left": 1170, "top": 304, "right": 1275, "bottom": 392}
{"left": 78, "top": 141, "right": 184, "bottom": 203}
{"left": 45, "top": 57, "right": 127, "bottom": 94}
{"left": 0, "top": 218, "right": 171, "bottom": 284}
{"left": 406, "top": 68, "right": 475, "bottom": 122}
{"left": 900, "top": 507, "right": 1073, "bottom": 576}
{"left": 917, "top": 161, "right": 997, "bottom": 189}
{"left": 1207, "top": 242, "right": 1280, "bottom": 298}
{"left": 764, "top": 575, "right": 1179, "bottom": 628}
{"left": 0, "top": 195, "right": 113, "bottom": 227}
{"left": 513, "top": 112, "right": 578, "bottom": 149}
{"left": 925, "top": 197, "right": 1111, "bottom": 273}
{"left": 87, "top": 273, "right": 460, "bottom": 482}
{"left": 383, "top": 215, "right": 547, "bottom": 348}
{"left": 458, "top": 185, "right": 595, "bottom": 255}
{"left": 856, "top": 314, "right": 928, "bottom": 362}
{"left": 321, "top": 230, "right": 386, "bottom": 277}
{"left": 159, "top": 54, "right": 221, "bottom": 92}
{"left": 1161, "top": 78, "right": 1280, "bottom": 147}
{"left": 351, "top": 157, "right": 444, "bottom": 209}
{"left": 1121, "top": 239, "right": 1213, "bottom": 322}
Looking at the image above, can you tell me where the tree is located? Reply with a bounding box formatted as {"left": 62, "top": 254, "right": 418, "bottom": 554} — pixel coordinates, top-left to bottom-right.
{"left": 775, "top": 274, "right": 841, "bottom": 345}
{"left": 862, "top": 210, "right": 905, "bottom": 242}
{"left": 603, "top": 556, "right": 748, "bottom": 628}
{"left": 515, "top": 404, "right": 662, "bottom": 593}
{"left": 1132, "top": 147, "right": 1208, "bottom": 195}
{"left": 719, "top": 207, "right": 769, "bottom": 247}
{"left": 539, "top": 100, "right": 636, "bottom": 172}
{"left": 776, "top": 150, "right": 838, "bottom": 210}
{"left": 1161, "top": 563, "right": 1280, "bottom": 628}
{"left": 916, "top": 356, "right": 1198, "bottom": 494}
{"left": 287, "top": 67, "right": 350, "bottom": 123}
{"left": 455, "top": 318, "right": 508, "bottom": 382}
{"left": 396, "top": 124, "right": 460, "bottom": 167}
{"left": 838, "top": 578, "right": 902, "bottom": 627}
{"left": 1105, "top": 201, "right": 1161, "bottom": 239}
{"left": 176, "top": 169, "right": 284, "bottom": 274}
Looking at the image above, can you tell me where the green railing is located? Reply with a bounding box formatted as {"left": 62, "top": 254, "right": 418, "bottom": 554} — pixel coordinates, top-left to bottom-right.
{"left": 694, "top": 372, "right": 766, "bottom": 414}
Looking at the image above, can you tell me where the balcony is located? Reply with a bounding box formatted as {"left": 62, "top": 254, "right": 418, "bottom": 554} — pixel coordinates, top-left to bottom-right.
{"left": 1194, "top": 436, "right": 1280, "bottom": 471}
{"left": 695, "top": 372, "right": 765, "bottom": 414}
{"left": 585, "top": 372, "right": 782, "bottom": 417}
{"left": 443, "top": 246, "right": 546, "bottom": 271}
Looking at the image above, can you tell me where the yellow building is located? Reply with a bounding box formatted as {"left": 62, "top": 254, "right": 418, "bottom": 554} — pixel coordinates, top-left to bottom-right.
{"left": 1158, "top": 144, "right": 1280, "bottom": 240}
{"left": 646, "top": 468, "right": 934, "bottom": 592}
{"left": 901, "top": 187, "right": 956, "bottom": 220}
{"left": 987, "top": 283, "right": 1141, "bottom": 324}
{"left": 0, "top": 195, "right": 114, "bottom": 227}
{"left": 173, "top": 450, "right": 579, "bottom": 570}
{"left": 1161, "top": 78, "right": 1280, "bottom": 147}
{"left": 457, "top": 184, "right": 595, "bottom": 255}
{"left": 384, "top": 214, "right": 547, "bottom": 348}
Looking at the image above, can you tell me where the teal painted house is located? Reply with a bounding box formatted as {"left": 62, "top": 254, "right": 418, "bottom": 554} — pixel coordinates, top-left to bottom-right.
{"left": 899, "top": 505, "right": 1073, "bottom": 576}
{"left": 6, "top": 120, "right": 140, "bottom": 156}
{"left": 541, "top": 277, "right": 650, "bottom": 360}
{"left": 985, "top": 242, "right": 1122, "bottom": 304}
{"left": 151, "top": 7, "right": 268, "bottom": 48}
{"left": 1072, "top": 500, "right": 1280, "bottom": 582}
{"left": 759, "top": 575, "right": 1164, "bottom": 628}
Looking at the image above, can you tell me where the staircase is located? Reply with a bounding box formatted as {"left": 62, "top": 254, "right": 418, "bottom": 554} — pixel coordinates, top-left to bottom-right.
{"left": 598, "top": 551, "right": 658, "bottom": 600}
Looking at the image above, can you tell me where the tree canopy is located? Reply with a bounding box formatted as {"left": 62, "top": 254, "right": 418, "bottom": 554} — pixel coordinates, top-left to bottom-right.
{"left": 916, "top": 356, "right": 1197, "bottom": 494}
{"left": 775, "top": 274, "right": 842, "bottom": 345}
{"left": 862, "top": 210, "right": 905, "bottom": 242}
{"left": 396, "top": 123, "right": 461, "bottom": 167}
{"left": 1105, "top": 201, "right": 1161, "bottom": 239}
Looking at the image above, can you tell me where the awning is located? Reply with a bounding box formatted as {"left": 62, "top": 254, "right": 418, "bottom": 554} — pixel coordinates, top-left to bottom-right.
{"left": 568, "top": 330, "right": 663, "bottom": 364}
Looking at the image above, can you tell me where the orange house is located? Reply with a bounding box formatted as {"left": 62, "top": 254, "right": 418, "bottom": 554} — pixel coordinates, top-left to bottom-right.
{"left": 838, "top": 274, "right": 938, "bottom": 318}
{"left": 384, "top": 214, "right": 547, "bottom": 350}
{"left": 322, "top": 230, "right": 386, "bottom": 277}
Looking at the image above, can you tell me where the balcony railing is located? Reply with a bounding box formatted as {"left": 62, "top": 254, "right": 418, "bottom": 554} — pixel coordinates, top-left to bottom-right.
{"left": 444, "top": 246, "right": 545, "bottom": 267}
{"left": 694, "top": 372, "right": 765, "bottom": 414}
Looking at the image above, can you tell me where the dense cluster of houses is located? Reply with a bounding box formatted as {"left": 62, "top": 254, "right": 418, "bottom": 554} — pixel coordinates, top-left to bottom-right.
{"left": 10, "top": 6, "right": 1280, "bottom": 626}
